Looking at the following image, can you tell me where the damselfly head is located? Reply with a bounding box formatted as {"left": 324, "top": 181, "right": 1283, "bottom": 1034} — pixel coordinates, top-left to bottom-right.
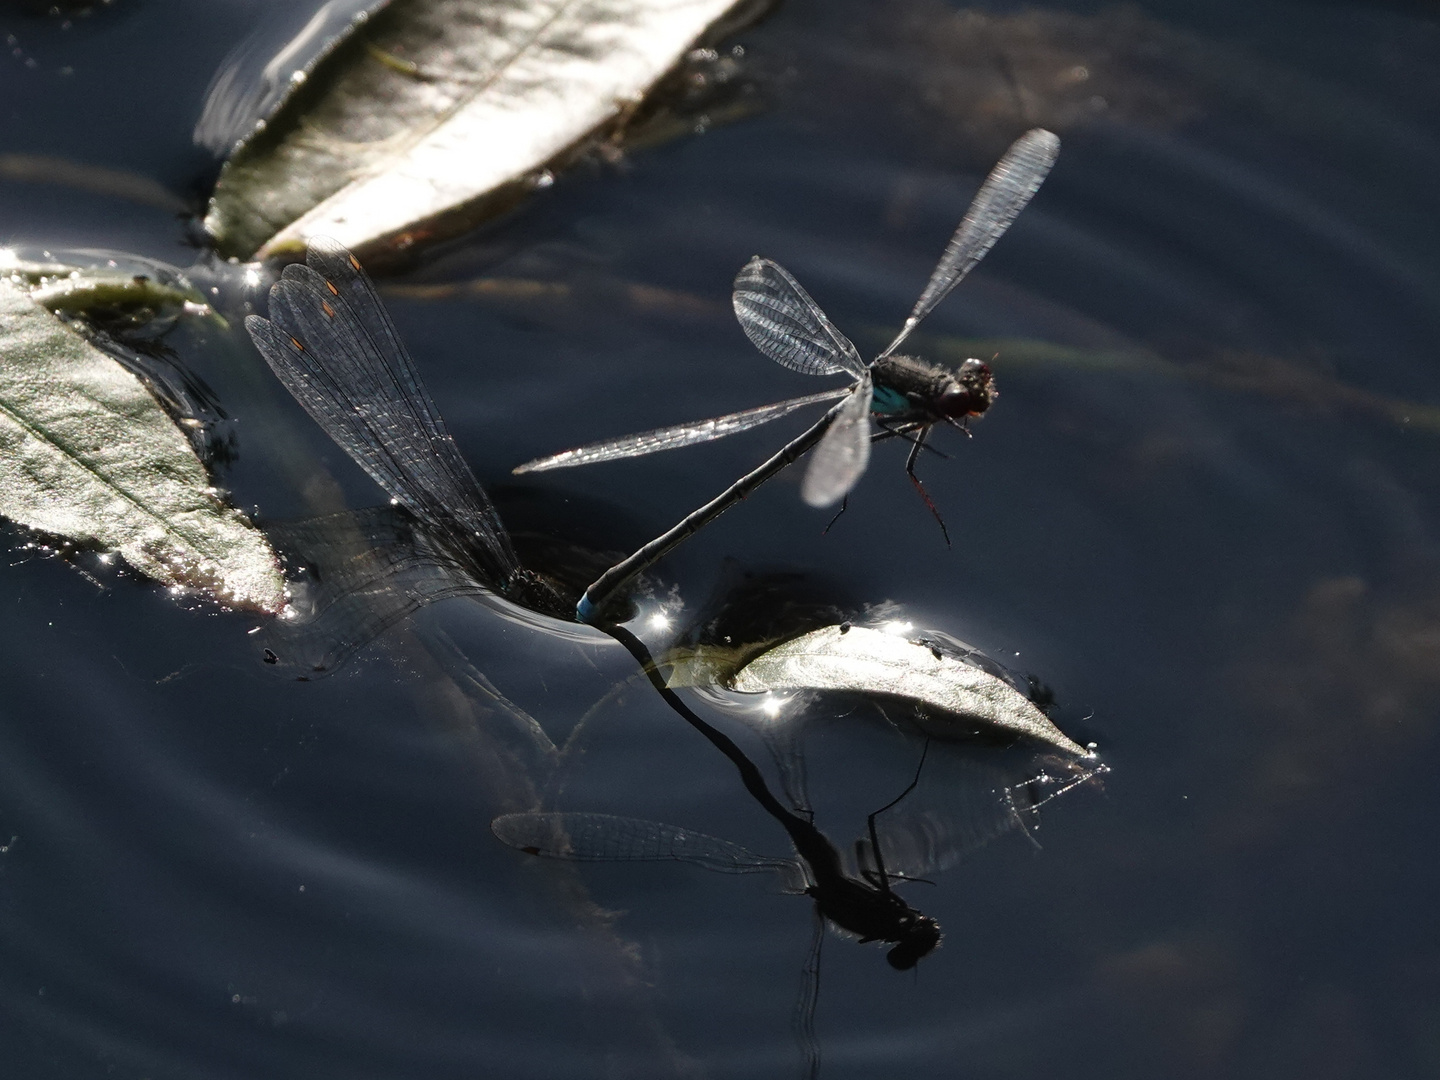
{"left": 886, "top": 912, "right": 943, "bottom": 970}
{"left": 935, "top": 358, "right": 996, "bottom": 420}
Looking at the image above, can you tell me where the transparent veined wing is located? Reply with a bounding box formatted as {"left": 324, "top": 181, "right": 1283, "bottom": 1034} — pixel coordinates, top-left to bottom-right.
{"left": 263, "top": 505, "right": 492, "bottom": 675}
{"left": 245, "top": 238, "right": 519, "bottom": 582}
{"left": 801, "top": 375, "right": 874, "bottom": 507}
{"left": 882, "top": 129, "right": 1059, "bottom": 357}
{"left": 733, "top": 257, "right": 868, "bottom": 379}
{"left": 492, "top": 812, "right": 800, "bottom": 878}
{"left": 512, "top": 389, "right": 850, "bottom": 474}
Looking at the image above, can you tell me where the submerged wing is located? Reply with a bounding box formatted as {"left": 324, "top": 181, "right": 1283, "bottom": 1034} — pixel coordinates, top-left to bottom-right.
{"left": 801, "top": 375, "right": 874, "bottom": 507}
{"left": 492, "top": 812, "right": 799, "bottom": 877}
{"left": 245, "top": 237, "right": 518, "bottom": 582}
{"left": 264, "top": 505, "right": 489, "bottom": 675}
{"left": 512, "top": 389, "right": 850, "bottom": 474}
{"left": 882, "top": 129, "right": 1060, "bottom": 357}
{"left": 733, "top": 258, "right": 868, "bottom": 378}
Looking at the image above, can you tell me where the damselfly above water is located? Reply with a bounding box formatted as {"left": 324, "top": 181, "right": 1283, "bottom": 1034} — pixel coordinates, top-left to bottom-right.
{"left": 523, "top": 129, "right": 1060, "bottom": 622}
{"left": 245, "top": 238, "right": 572, "bottom": 622}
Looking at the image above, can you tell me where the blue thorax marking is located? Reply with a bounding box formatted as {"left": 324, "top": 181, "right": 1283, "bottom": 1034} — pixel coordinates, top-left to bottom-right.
{"left": 870, "top": 384, "right": 910, "bottom": 415}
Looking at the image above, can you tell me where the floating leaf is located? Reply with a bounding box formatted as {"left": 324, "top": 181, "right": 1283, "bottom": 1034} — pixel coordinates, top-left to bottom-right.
{"left": 0, "top": 276, "right": 284, "bottom": 612}
{"left": 0, "top": 248, "right": 217, "bottom": 322}
{"left": 729, "top": 624, "right": 1091, "bottom": 757}
{"left": 205, "top": 0, "right": 762, "bottom": 263}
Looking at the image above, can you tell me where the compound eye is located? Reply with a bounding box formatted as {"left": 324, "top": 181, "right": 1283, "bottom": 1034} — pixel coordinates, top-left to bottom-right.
{"left": 937, "top": 387, "right": 977, "bottom": 417}
{"left": 958, "top": 358, "right": 991, "bottom": 379}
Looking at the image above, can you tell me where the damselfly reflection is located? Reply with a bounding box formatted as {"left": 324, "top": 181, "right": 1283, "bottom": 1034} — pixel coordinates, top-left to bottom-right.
{"left": 494, "top": 751, "right": 942, "bottom": 970}
{"left": 496, "top": 621, "right": 1102, "bottom": 1078}
{"left": 522, "top": 129, "right": 1058, "bottom": 621}
{"left": 493, "top": 747, "right": 1096, "bottom": 959}
{"left": 245, "top": 238, "right": 573, "bottom": 624}
{"left": 496, "top": 685, "right": 939, "bottom": 1080}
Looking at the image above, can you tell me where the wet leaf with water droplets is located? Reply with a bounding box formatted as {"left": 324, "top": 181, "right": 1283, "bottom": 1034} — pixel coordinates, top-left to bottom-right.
{"left": 0, "top": 276, "right": 284, "bottom": 612}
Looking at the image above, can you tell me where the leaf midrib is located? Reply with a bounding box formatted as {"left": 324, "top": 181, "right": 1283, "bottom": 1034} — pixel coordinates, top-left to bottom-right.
{"left": 0, "top": 372, "right": 216, "bottom": 555}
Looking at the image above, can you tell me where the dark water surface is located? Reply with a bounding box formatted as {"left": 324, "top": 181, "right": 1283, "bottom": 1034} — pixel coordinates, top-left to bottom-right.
{"left": 3, "top": 1, "right": 1440, "bottom": 1077}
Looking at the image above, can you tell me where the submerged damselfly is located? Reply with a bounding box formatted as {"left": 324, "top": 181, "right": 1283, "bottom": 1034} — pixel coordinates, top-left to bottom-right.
{"left": 245, "top": 238, "right": 570, "bottom": 620}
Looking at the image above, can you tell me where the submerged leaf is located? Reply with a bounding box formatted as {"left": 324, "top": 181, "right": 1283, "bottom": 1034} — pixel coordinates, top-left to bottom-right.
{"left": 0, "top": 276, "right": 284, "bottom": 612}
{"left": 206, "top": 0, "right": 764, "bottom": 263}
{"left": 730, "top": 624, "right": 1091, "bottom": 757}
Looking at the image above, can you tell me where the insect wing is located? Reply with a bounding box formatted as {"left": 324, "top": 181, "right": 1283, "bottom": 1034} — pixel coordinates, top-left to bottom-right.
{"left": 492, "top": 812, "right": 800, "bottom": 878}
{"left": 733, "top": 257, "right": 868, "bottom": 379}
{"left": 263, "top": 505, "right": 491, "bottom": 675}
{"left": 246, "top": 238, "right": 519, "bottom": 581}
{"left": 512, "top": 389, "right": 850, "bottom": 474}
{"left": 801, "top": 375, "right": 873, "bottom": 507}
{"left": 882, "top": 129, "right": 1059, "bottom": 357}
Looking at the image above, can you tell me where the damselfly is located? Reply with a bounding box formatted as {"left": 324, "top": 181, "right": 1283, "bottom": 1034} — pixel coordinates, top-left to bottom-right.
{"left": 245, "top": 238, "right": 570, "bottom": 620}
{"left": 530, "top": 129, "right": 1060, "bottom": 622}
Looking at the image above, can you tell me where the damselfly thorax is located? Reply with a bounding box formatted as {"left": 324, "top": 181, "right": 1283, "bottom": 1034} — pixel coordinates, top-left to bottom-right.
{"left": 869, "top": 355, "right": 997, "bottom": 426}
